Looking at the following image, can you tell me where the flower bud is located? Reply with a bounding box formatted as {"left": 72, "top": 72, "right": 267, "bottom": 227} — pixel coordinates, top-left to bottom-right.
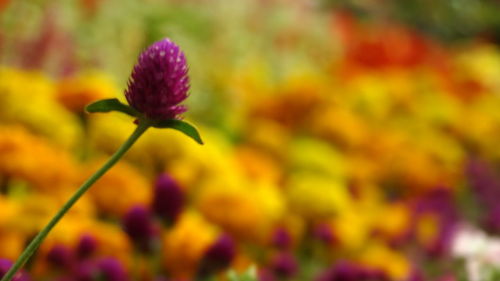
{"left": 125, "top": 38, "right": 189, "bottom": 121}
{"left": 152, "top": 174, "right": 184, "bottom": 225}
{"left": 197, "top": 234, "right": 236, "bottom": 278}
{"left": 122, "top": 206, "right": 156, "bottom": 253}
{"left": 76, "top": 234, "right": 98, "bottom": 259}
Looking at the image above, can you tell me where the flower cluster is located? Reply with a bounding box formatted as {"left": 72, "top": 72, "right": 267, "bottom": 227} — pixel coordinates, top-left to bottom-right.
{"left": 1, "top": 2, "right": 500, "bottom": 281}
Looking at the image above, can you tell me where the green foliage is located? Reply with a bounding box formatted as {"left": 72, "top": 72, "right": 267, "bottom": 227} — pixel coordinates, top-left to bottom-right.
{"left": 227, "top": 267, "right": 258, "bottom": 281}
{"left": 85, "top": 98, "right": 138, "bottom": 117}
{"left": 153, "top": 119, "right": 203, "bottom": 145}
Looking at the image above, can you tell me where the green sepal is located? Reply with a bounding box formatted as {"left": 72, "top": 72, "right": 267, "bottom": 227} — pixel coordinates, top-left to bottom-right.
{"left": 85, "top": 98, "right": 138, "bottom": 117}
{"left": 153, "top": 119, "right": 203, "bottom": 145}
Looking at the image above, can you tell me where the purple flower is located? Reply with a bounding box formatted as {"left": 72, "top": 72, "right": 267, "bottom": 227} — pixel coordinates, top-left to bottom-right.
{"left": 125, "top": 38, "right": 189, "bottom": 121}
{"left": 270, "top": 252, "right": 298, "bottom": 278}
{"left": 465, "top": 158, "right": 500, "bottom": 232}
{"left": 47, "top": 244, "right": 74, "bottom": 269}
{"left": 412, "top": 188, "right": 459, "bottom": 257}
{"left": 76, "top": 234, "right": 98, "bottom": 259}
{"left": 258, "top": 268, "right": 277, "bottom": 281}
{"left": 122, "top": 206, "right": 156, "bottom": 252}
{"left": 74, "top": 261, "right": 97, "bottom": 281}
{"left": 152, "top": 174, "right": 185, "bottom": 225}
{"left": 197, "top": 234, "right": 236, "bottom": 278}
{"left": 313, "top": 223, "right": 335, "bottom": 244}
{"left": 271, "top": 227, "right": 292, "bottom": 250}
{"left": 0, "top": 259, "right": 31, "bottom": 281}
{"left": 97, "top": 258, "right": 128, "bottom": 281}
{"left": 315, "top": 261, "right": 388, "bottom": 281}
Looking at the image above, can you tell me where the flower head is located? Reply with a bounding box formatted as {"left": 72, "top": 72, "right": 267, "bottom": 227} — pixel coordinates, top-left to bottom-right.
{"left": 152, "top": 174, "right": 185, "bottom": 225}
{"left": 76, "top": 234, "right": 98, "bottom": 259}
{"left": 122, "top": 206, "right": 157, "bottom": 252}
{"left": 46, "top": 244, "right": 74, "bottom": 269}
{"left": 197, "top": 234, "right": 236, "bottom": 278}
{"left": 125, "top": 38, "right": 189, "bottom": 121}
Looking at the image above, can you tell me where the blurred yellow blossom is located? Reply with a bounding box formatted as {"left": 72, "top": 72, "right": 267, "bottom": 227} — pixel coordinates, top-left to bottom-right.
{"left": 84, "top": 161, "right": 151, "bottom": 216}
{"left": 286, "top": 172, "right": 350, "bottom": 219}
{"left": 0, "top": 67, "right": 82, "bottom": 148}
{"left": 162, "top": 211, "right": 217, "bottom": 280}
{"left": 198, "top": 180, "right": 285, "bottom": 242}
{"left": 0, "top": 126, "right": 78, "bottom": 193}
{"left": 359, "top": 242, "right": 411, "bottom": 280}
{"left": 56, "top": 70, "right": 118, "bottom": 112}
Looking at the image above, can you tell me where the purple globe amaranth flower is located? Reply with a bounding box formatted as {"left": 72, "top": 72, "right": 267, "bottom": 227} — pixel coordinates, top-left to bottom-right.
{"left": 76, "top": 234, "right": 98, "bottom": 259}
{"left": 152, "top": 174, "right": 185, "bottom": 225}
{"left": 125, "top": 38, "right": 189, "bottom": 121}
{"left": 197, "top": 234, "right": 236, "bottom": 278}
{"left": 270, "top": 252, "right": 298, "bottom": 278}
{"left": 97, "top": 258, "right": 128, "bottom": 281}
{"left": 271, "top": 227, "right": 292, "bottom": 250}
{"left": 47, "top": 244, "right": 74, "bottom": 269}
{"left": 313, "top": 223, "right": 336, "bottom": 245}
{"left": 122, "top": 205, "right": 157, "bottom": 253}
{"left": 0, "top": 259, "right": 31, "bottom": 281}
{"left": 315, "top": 261, "right": 389, "bottom": 281}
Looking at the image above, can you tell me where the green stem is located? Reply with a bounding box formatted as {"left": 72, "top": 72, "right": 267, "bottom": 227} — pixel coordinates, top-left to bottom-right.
{"left": 0, "top": 121, "right": 151, "bottom": 281}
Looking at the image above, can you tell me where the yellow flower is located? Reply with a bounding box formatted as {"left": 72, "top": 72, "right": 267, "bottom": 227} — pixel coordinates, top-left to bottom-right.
{"left": 234, "top": 145, "right": 282, "bottom": 184}
{"left": 84, "top": 161, "right": 151, "bottom": 216}
{"left": 331, "top": 207, "right": 372, "bottom": 250}
{"left": 198, "top": 179, "right": 285, "bottom": 242}
{"left": 0, "top": 126, "right": 78, "bottom": 193}
{"left": 373, "top": 202, "right": 411, "bottom": 240}
{"left": 310, "top": 106, "right": 369, "bottom": 149}
{"left": 359, "top": 242, "right": 411, "bottom": 280}
{"left": 415, "top": 213, "right": 440, "bottom": 248}
{"left": 162, "top": 211, "right": 217, "bottom": 280}
{"left": 286, "top": 172, "right": 350, "bottom": 219}
{"left": 288, "top": 138, "right": 346, "bottom": 181}
{"left": 0, "top": 67, "right": 82, "bottom": 149}
{"left": 56, "top": 70, "right": 118, "bottom": 112}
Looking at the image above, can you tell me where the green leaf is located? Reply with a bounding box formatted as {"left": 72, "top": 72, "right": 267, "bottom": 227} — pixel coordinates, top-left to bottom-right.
{"left": 85, "top": 98, "right": 138, "bottom": 117}
{"left": 153, "top": 119, "right": 203, "bottom": 145}
{"left": 227, "top": 266, "right": 258, "bottom": 281}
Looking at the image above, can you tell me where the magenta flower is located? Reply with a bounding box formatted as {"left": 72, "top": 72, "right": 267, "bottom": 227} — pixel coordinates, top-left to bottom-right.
{"left": 125, "top": 38, "right": 189, "bottom": 121}
{"left": 86, "top": 37, "right": 202, "bottom": 144}
{"left": 122, "top": 206, "right": 157, "bottom": 253}
{"left": 152, "top": 174, "right": 185, "bottom": 225}
{"left": 76, "top": 234, "right": 98, "bottom": 260}
{"left": 197, "top": 234, "right": 236, "bottom": 278}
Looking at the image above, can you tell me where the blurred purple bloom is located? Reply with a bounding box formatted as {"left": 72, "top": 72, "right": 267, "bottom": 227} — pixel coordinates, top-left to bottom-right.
{"left": 122, "top": 205, "right": 156, "bottom": 252}
{"left": 152, "top": 174, "right": 185, "bottom": 225}
{"left": 270, "top": 252, "right": 298, "bottom": 278}
{"left": 97, "top": 258, "right": 128, "bottom": 281}
{"left": 272, "top": 227, "right": 292, "bottom": 250}
{"left": 313, "top": 223, "right": 335, "bottom": 244}
{"left": 197, "top": 234, "right": 236, "bottom": 277}
{"left": 466, "top": 158, "right": 500, "bottom": 232}
{"left": 74, "top": 261, "right": 96, "bottom": 281}
{"left": 258, "top": 268, "right": 277, "bottom": 281}
{"left": 0, "top": 259, "right": 31, "bottom": 281}
{"left": 47, "top": 244, "right": 74, "bottom": 269}
{"left": 412, "top": 188, "right": 459, "bottom": 257}
{"left": 406, "top": 269, "right": 425, "bottom": 281}
{"left": 76, "top": 234, "right": 98, "bottom": 259}
{"left": 315, "top": 261, "right": 388, "bottom": 281}
{"left": 125, "top": 38, "right": 189, "bottom": 120}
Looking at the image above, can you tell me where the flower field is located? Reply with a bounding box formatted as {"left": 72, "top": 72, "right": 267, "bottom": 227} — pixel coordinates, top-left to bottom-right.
{"left": 1, "top": 1, "right": 500, "bottom": 281}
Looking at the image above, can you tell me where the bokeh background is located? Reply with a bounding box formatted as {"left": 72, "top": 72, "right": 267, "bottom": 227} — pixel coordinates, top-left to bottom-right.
{"left": 1, "top": 0, "right": 500, "bottom": 281}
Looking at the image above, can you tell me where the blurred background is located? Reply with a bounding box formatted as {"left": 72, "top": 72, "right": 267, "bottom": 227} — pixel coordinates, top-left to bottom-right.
{"left": 1, "top": 0, "right": 500, "bottom": 280}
